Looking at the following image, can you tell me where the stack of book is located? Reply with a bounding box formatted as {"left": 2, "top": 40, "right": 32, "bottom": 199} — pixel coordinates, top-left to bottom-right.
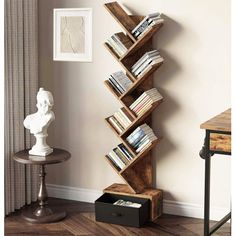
{"left": 131, "top": 50, "right": 164, "bottom": 78}
{"left": 107, "top": 32, "right": 133, "bottom": 57}
{"left": 108, "top": 107, "right": 134, "bottom": 134}
{"left": 108, "top": 71, "right": 133, "bottom": 95}
{"left": 107, "top": 143, "right": 134, "bottom": 171}
{"left": 130, "top": 88, "right": 163, "bottom": 116}
{"left": 126, "top": 124, "right": 157, "bottom": 153}
{"left": 132, "top": 13, "right": 164, "bottom": 39}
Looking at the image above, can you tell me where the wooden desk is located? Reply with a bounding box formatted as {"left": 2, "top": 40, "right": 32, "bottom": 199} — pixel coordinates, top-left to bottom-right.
{"left": 13, "top": 148, "right": 71, "bottom": 223}
{"left": 200, "top": 109, "right": 231, "bottom": 236}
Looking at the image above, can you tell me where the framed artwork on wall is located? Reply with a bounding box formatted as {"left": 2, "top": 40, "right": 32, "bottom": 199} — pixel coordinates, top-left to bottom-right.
{"left": 53, "top": 8, "right": 92, "bottom": 62}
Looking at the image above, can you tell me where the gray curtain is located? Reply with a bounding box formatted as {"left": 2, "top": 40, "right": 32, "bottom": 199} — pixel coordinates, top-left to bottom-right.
{"left": 5, "top": 0, "right": 39, "bottom": 215}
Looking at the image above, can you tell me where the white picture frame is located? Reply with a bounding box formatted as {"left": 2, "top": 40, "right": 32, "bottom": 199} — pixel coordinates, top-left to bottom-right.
{"left": 53, "top": 8, "right": 92, "bottom": 62}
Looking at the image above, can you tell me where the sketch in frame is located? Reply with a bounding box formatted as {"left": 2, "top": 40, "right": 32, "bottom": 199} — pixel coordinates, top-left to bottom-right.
{"left": 53, "top": 8, "right": 92, "bottom": 62}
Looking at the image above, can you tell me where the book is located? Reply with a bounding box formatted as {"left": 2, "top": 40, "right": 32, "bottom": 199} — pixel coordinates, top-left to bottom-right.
{"left": 133, "top": 55, "right": 161, "bottom": 76}
{"left": 113, "top": 147, "right": 130, "bottom": 165}
{"left": 132, "top": 13, "right": 161, "bottom": 34}
{"left": 131, "top": 50, "right": 159, "bottom": 71}
{"left": 107, "top": 38, "right": 124, "bottom": 57}
{"left": 118, "top": 143, "right": 134, "bottom": 160}
{"left": 137, "top": 57, "right": 164, "bottom": 78}
{"left": 134, "top": 133, "right": 156, "bottom": 149}
{"left": 107, "top": 155, "right": 121, "bottom": 171}
{"left": 111, "top": 71, "right": 132, "bottom": 91}
{"left": 134, "top": 91, "right": 163, "bottom": 113}
{"left": 109, "top": 151, "right": 126, "bottom": 169}
{"left": 136, "top": 140, "right": 153, "bottom": 153}
{"left": 129, "top": 88, "right": 158, "bottom": 109}
{"left": 135, "top": 17, "right": 164, "bottom": 38}
{"left": 108, "top": 79, "right": 123, "bottom": 95}
{"left": 108, "top": 116, "right": 124, "bottom": 134}
{"left": 118, "top": 108, "right": 133, "bottom": 125}
{"left": 109, "top": 76, "right": 126, "bottom": 93}
{"left": 127, "top": 126, "right": 152, "bottom": 146}
{"left": 114, "top": 111, "right": 129, "bottom": 129}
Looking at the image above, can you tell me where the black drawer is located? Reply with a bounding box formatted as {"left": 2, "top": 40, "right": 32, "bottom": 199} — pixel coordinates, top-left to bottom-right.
{"left": 95, "top": 193, "right": 150, "bottom": 227}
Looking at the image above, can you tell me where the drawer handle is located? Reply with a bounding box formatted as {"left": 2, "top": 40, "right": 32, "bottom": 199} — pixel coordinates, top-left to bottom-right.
{"left": 111, "top": 212, "right": 122, "bottom": 217}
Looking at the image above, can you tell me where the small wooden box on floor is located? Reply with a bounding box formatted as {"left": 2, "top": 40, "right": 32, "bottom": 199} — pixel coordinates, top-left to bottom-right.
{"left": 103, "top": 184, "right": 163, "bottom": 222}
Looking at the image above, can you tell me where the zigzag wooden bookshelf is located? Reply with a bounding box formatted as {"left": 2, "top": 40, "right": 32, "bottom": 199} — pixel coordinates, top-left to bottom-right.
{"left": 103, "top": 1, "right": 164, "bottom": 221}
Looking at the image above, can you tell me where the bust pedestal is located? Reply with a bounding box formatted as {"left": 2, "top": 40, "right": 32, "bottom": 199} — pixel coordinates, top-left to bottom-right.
{"left": 13, "top": 148, "right": 71, "bottom": 223}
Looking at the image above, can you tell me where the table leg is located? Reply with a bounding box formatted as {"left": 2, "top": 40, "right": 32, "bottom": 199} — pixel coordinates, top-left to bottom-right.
{"left": 200, "top": 130, "right": 211, "bottom": 236}
{"left": 22, "top": 164, "right": 66, "bottom": 223}
{"left": 204, "top": 153, "right": 211, "bottom": 236}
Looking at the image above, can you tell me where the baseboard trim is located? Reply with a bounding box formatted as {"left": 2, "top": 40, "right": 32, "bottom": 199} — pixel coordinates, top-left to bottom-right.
{"left": 47, "top": 184, "right": 229, "bottom": 221}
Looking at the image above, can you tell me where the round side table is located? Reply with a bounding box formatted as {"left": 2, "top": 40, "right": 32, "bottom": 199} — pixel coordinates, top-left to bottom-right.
{"left": 13, "top": 148, "right": 71, "bottom": 223}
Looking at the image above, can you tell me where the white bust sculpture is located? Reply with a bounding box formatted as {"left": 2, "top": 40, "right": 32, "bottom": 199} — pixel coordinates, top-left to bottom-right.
{"left": 24, "top": 88, "right": 55, "bottom": 156}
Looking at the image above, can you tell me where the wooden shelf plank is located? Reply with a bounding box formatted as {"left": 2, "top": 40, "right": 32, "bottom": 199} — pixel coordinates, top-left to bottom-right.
{"left": 120, "top": 23, "right": 163, "bottom": 61}
{"left": 104, "top": 42, "right": 164, "bottom": 98}
{"left": 104, "top": 43, "right": 136, "bottom": 82}
{"left": 104, "top": 183, "right": 163, "bottom": 221}
{"left": 104, "top": 155, "right": 121, "bottom": 173}
{"left": 104, "top": 2, "right": 137, "bottom": 42}
{"left": 104, "top": 80, "right": 121, "bottom": 100}
{"left": 104, "top": 156, "right": 136, "bottom": 194}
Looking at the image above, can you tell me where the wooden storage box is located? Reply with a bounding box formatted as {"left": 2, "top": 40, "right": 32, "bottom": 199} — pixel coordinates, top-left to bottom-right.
{"left": 95, "top": 193, "right": 150, "bottom": 227}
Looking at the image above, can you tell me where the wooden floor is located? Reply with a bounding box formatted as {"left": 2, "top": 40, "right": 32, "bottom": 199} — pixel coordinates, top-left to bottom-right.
{"left": 5, "top": 198, "right": 230, "bottom": 236}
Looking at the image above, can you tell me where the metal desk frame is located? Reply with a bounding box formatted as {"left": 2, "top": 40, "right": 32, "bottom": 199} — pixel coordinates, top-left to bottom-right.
{"left": 200, "top": 129, "right": 231, "bottom": 236}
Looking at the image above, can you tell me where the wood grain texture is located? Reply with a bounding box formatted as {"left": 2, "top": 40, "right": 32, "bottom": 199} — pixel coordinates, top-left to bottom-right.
{"left": 104, "top": 183, "right": 162, "bottom": 221}
{"left": 104, "top": 2, "right": 137, "bottom": 42}
{"left": 5, "top": 198, "right": 230, "bottom": 236}
{"left": 210, "top": 133, "right": 231, "bottom": 153}
{"left": 103, "top": 1, "right": 164, "bottom": 220}
{"left": 200, "top": 109, "right": 231, "bottom": 132}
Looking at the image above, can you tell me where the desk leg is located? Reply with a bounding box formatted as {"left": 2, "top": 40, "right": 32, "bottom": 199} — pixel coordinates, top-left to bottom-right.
{"left": 22, "top": 164, "right": 66, "bottom": 223}
{"left": 200, "top": 130, "right": 211, "bottom": 236}
{"left": 204, "top": 154, "right": 211, "bottom": 236}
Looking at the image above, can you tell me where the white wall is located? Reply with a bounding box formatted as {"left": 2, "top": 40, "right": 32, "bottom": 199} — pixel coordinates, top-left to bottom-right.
{"left": 39, "top": 0, "right": 231, "bottom": 217}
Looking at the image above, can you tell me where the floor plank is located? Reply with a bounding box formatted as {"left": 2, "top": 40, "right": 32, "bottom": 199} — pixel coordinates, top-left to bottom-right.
{"left": 5, "top": 198, "right": 231, "bottom": 236}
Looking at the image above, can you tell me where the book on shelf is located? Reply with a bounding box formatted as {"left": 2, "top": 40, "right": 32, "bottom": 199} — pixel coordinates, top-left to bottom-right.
{"left": 107, "top": 155, "right": 121, "bottom": 171}
{"left": 132, "top": 12, "right": 164, "bottom": 39}
{"left": 117, "top": 143, "right": 134, "bottom": 160}
{"left": 126, "top": 124, "right": 157, "bottom": 153}
{"left": 137, "top": 57, "right": 164, "bottom": 78}
{"left": 108, "top": 150, "right": 126, "bottom": 170}
{"left": 108, "top": 116, "right": 125, "bottom": 134}
{"left": 108, "top": 107, "right": 134, "bottom": 133}
{"left": 107, "top": 32, "right": 133, "bottom": 57}
{"left": 107, "top": 144, "right": 133, "bottom": 171}
{"left": 108, "top": 71, "right": 133, "bottom": 96}
{"left": 131, "top": 50, "right": 164, "bottom": 78}
{"left": 114, "top": 147, "right": 129, "bottom": 164}
{"left": 129, "top": 88, "right": 163, "bottom": 116}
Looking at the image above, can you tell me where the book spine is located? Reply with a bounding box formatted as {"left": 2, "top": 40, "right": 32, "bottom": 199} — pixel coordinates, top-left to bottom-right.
{"left": 137, "top": 57, "right": 164, "bottom": 78}
{"left": 114, "top": 148, "right": 129, "bottom": 164}
{"left": 109, "top": 151, "right": 126, "bottom": 169}
{"left": 118, "top": 108, "right": 132, "bottom": 125}
{"left": 108, "top": 78, "right": 123, "bottom": 94}
{"left": 107, "top": 155, "right": 121, "bottom": 171}
{"left": 110, "top": 76, "right": 126, "bottom": 93}
{"left": 107, "top": 39, "right": 123, "bottom": 57}
{"left": 117, "top": 145, "right": 132, "bottom": 161}
{"left": 111, "top": 35, "right": 127, "bottom": 53}
{"left": 108, "top": 116, "right": 124, "bottom": 134}
{"left": 114, "top": 112, "right": 129, "bottom": 129}
{"left": 118, "top": 144, "right": 134, "bottom": 160}
{"left": 134, "top": 55, "right": 161, "bottom": 76}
